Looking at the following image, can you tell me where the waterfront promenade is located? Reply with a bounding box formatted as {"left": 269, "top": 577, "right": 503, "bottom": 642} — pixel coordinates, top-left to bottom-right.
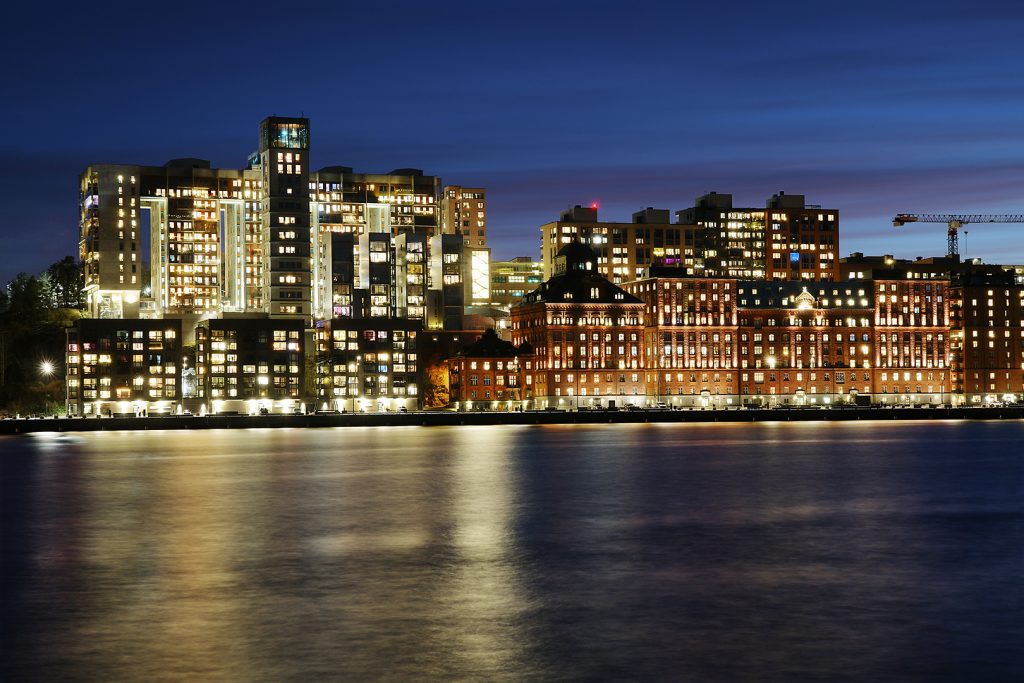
{"left": 2, "top": 405, "right": 1023, "bottom": 435}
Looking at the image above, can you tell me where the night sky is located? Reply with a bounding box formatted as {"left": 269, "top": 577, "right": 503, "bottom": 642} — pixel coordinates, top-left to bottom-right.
{"left": 4, "top": 0, "right": 1024, "bottom": 284}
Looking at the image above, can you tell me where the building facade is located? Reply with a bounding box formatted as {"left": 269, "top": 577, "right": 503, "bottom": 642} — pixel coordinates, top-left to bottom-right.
{"left": 442, "top": 186, "right": 486, "bottom": 247}
{"left": 490, "top": 256, "right": 545, "bottom": 306}
{"left": 511, "top": 243, "right": 647, "bottom": 408}
{"left": 540, "top": 194, "right": 839, "bottom": 285}
{"left": 70, "top": 117, "right": 1024, "bottom": 412}
{"left": 625, "top": 277, "right": 877, "bottom": 406}
{"left": 952, "top": 265, "right": 1024, "bottom": 404}
{"left": 194, "top": 316, "right": 306, "bottom": 414}
{"left": 65, "top": 318, "right": 183, "bottom": 416}
{"left": 259, "top": 117, "right": 313, "bottom": 319}
{"left": 315, "top": 318, "right": 420, "bottom": 412}
{"left": 448, "top": 328, "right": 530, "bottom": 410}
{"left": 540, "top": 205, "right": 685, "bottom": 283}
{"left": 677, "top": 192, "right": 839, "bottom": 281}
{"left": 80, "top": 119, "right": 465, "bottom": 328}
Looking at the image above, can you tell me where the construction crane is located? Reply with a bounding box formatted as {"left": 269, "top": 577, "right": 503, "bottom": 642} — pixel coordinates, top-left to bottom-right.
{"left": 893, "top": 214, "right": 1024, "bottom": 259}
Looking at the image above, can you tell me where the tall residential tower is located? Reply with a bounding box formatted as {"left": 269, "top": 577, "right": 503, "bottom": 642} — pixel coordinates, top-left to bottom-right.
{"left": 258, "top": 117, "right": 312, "bottom": 318}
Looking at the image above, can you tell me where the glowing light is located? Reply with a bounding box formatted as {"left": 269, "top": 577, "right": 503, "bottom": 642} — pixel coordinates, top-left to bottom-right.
{"left": 40, "top": 360, "right": 55, "bottom": 376}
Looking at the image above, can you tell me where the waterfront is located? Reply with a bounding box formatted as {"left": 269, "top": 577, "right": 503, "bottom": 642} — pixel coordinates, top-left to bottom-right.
{"left": 5, "top": 405, "right": 1024, "bottom": 435}
{"left": 1, "top": 422, "right": 1021, "bottom": 681}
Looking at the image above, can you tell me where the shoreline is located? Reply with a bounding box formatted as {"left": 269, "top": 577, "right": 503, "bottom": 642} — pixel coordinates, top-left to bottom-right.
{"left": 2, "top": 406, "right": 1023, "bottom": 435}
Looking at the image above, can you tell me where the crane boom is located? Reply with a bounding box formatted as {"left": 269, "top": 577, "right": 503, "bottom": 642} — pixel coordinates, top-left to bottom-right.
{"left": 892, "top": 213, "right": 1024, "bottom": 259}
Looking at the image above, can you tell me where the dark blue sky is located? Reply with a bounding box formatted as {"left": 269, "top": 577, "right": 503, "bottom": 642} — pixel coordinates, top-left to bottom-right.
{"left": 4, "top": 0, "right": 1024, "bottom": 283}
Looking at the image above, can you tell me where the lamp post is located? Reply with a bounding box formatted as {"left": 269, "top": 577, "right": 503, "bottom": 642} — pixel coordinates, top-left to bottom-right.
{"left": 38, "top": 359, "right": 58, "bottom": 416}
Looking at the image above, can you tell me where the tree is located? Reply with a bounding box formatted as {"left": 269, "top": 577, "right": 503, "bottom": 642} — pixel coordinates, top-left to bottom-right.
{"left": 0, "top": 261, "right": 83, "bottom": 414}
{"left": 46, "top": 256, "right": 84, "bottom": 309}
{"left": 6, "top": 273, "right": 50, "bottom": 323}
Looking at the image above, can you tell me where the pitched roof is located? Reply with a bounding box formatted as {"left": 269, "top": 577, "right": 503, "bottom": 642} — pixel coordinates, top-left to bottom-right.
{"left": 460, "top": 328, "right": 520, "bottom": 358}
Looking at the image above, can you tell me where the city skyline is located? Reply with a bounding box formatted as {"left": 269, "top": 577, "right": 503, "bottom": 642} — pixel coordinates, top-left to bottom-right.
{"left": 2, "top": 5, "right": 1020, "bottom": 679}
{"left": 4, "top": 1, "right": 1024, "bottom": 284}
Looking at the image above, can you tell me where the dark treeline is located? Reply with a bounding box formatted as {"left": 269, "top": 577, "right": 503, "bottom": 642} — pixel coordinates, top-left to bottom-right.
{"left": 0, "top": 256, "right": 84, "bottom": 415}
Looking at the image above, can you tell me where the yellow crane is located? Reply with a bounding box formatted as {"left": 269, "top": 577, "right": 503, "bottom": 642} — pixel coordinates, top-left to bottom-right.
{"left": 893, "top": 213, "right": 1024, "bottom": 259}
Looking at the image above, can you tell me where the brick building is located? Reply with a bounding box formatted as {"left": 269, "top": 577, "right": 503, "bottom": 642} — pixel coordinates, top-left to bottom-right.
{"left": 952, "top": 265, "right": 1024, "bottom": 404}
{"left": 511, "top": 242, "right": 646, "bottom": 409}
{"left": 448, "top": 328, "right": 531, "bottom": 410}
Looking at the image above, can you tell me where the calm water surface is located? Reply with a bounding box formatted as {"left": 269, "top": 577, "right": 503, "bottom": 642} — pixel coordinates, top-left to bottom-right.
{"left": 1, "top": 421, "right": 1022, "bottom": 681}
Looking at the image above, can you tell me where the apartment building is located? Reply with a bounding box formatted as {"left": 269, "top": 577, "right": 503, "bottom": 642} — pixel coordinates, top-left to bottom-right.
{"left": 65, "top": 318, "right": 183, "bottom": 416}
{"left": 540, "top": 205, "right": 685, "bottom": 283}
{"left": 81, "top": 119, "right": 468, "bottom": 328}
{"left": 677, "top": 192, "right": 839, "bottom": 281}
{"left": 951, "top": 265, "right": 1024, "bottom": 404}
{"left": 314, "top": 318, "right": 420, "bottom": 412}
{"left": 490, "top": 256, "right": 544, "bottom": 306}
{"left": 194, "top": 316, "right": 306, "bottom": 414}
{"left": 257, "top": 117, "right": 313, "bottom": 319}
{"left": 540, "top": 193, "right": 839, "bottom": 285}
{"left": 80, "top": 161, "right": 263, "bottom": 320}
{"left": 442, "top": 186, "right": 486, "bottom": 247}
{"left": 441, "top": 186, "right": 489, "bottom": 305}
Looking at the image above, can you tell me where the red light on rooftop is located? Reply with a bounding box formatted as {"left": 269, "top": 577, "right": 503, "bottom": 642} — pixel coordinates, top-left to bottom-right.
{"left": 591, "top": 202, "right": 599, "bottom": 210}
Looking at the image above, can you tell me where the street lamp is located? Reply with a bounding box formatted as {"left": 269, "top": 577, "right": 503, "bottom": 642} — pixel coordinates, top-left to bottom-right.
{"left": 38, "top": 360, "right": 57, "bottom": 417}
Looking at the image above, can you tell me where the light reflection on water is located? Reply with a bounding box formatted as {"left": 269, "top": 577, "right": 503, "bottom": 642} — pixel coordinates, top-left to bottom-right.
{"left": 1, "top": 422, "right": 1022, "bottom": 681}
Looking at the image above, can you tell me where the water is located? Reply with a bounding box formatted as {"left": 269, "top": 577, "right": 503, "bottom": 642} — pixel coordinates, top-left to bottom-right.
{"left": 1, "top": 422, "right": 1021, "bottom": 681}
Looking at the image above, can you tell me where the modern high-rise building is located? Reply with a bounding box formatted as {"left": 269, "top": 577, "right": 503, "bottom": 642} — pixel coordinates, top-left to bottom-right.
{"left": 313, "top": 231, "right": 356, "bottom": 321}
{"left": 490, "top": 256, "right": 544, "bottom": 306}
{"left": 442, "top": 186, "right": 486, "bottom": 247}
{"left": 395, "top": 232, "right": 428, "bottom": 321}
{"left": 80, "top": 160, "right": 262, "bottom": 321}
{"left": 258, "top": 116, "right": 312, "bottom": 318}
{"left": 442, "top": 186, "right": 489, "bottom": 305}
{"left": 429, "top": 234, "right": 466, "bottom": 330}
{"left": 311, "top": 167, "right": 441, "bottom": 241}
{"left": 676, "top": 192, "right": 839, "bottom": 281}
{"left": 79, "top": 119, "right": 471, "bottom": 328}
{"left": 540, "top": 205, "right": 686, "bottom": 283}
{"left": 80, "top": 165, "right": 145, "bottom": 319}
{"left": 540, "top": 194, "right": 839, "bottom": 284}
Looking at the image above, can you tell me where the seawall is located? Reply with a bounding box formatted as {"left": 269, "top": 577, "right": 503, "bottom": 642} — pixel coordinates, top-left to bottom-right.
{"left": 2, "top": 406, "right": 1023, "bottom": 435}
